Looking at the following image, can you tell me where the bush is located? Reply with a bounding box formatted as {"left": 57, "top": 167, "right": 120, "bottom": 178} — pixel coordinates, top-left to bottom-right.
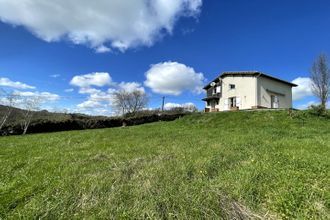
{"left": 0, "top": 112, "right": 188, "bottom": 136}
{"left": 307, "top": 105, "right": 328, "bottom": 117}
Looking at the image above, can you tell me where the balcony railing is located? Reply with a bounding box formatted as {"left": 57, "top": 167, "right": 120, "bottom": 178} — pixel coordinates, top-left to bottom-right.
{"left": 202, "top": 93, "right": 221, "bottom": 101}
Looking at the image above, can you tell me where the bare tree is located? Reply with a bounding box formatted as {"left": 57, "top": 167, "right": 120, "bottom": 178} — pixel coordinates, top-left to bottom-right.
{"left": 21, "top": 96, "right": 41, "bottom": 135}
{"left": 112, "top": 89, "right": 148, "bottom": 116}
{"left": 310, "top": 54, "right": 330, "bottom": 110}
{"left": 0, "top": 91, "right": 17, "bottom": 131}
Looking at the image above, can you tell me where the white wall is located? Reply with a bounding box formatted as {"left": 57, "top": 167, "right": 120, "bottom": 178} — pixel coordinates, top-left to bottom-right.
{"left": 257, "top": 76, "right": 293, "bottom": 108}
{"left": 218, "top": 76, "right": 257, "bottom": 111}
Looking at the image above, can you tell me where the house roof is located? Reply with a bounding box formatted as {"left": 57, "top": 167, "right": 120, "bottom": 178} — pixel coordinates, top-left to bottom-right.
{"left": 203, "top": 71, "right": 298, "bottom": 89}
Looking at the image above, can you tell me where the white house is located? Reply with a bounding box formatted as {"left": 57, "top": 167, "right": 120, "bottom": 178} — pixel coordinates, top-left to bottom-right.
{"left": 202, "top": 71, "right": 298, "bottom": 112}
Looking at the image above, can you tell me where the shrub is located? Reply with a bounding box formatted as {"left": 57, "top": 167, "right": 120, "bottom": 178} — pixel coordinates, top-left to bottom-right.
{"left": 0, "top": 112, "right": 187, "bottom": 136}
{"left": 307, "top": 104, "right": 328, "bottom": 117}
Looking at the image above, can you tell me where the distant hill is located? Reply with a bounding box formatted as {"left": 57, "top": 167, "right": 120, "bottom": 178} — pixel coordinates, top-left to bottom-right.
{"left": 1, "top": 105, "right": 66, "bottom": 124}
{"left": 0, "top": 104, "right": 99, "bottom": 125}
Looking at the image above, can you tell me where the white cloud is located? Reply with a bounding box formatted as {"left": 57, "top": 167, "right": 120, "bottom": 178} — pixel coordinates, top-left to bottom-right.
{"left": 90, "top": 91, "right": 114, "bottom": 102}
{"left": 164, "top": 102, "right": 197, "bottom": 111}
{"left": 76, "top": 93, "right": 115, "bottom": 116}
{"left": 0, "top": 77, "right": 35, "bottom": 89}
{"left": 70, "top": 72, "right": 148, "bottom": 115}
{"left": 75, "top": 88, "right": 113, "bottom": 111}
{"left": 144, "top": 61, "right": 205, "bottom": 95}
{"left": 95, "top": 45, "right": 111, "bottom": 53}
{"left": 78, "top": 87, "right": 102, "bottom": 95}
{"left": 13, "top": 91, "right": 60, "bottom": 102}
{"left": 118, "top": 82, "right": 145, "bottom": 93}
{"left": 0, "top": 90, "right": 60, "bottom": 109}
{"left": 77, "top": 100, "right": 103, "bottom": 109}
{"left": 70, "top": 72, "right": 112, "bottom": 88}
{"left": 0, "top": 0, "right": 202, "bottom": 52}
{"left": 292, "top": 77, "right": 314, "bottom": 101}
{"left": 164, "top": 102, "right": 183, "bottom": 109}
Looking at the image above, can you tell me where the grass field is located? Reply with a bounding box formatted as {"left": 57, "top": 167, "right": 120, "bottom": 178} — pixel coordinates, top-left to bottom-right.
{"left": 0, "top": 110, "right": 329, "bottom": 219}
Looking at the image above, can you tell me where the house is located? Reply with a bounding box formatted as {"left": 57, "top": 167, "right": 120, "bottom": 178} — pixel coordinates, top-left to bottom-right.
{"left": 202, "top": 71, "right": 298, "bottom": 112}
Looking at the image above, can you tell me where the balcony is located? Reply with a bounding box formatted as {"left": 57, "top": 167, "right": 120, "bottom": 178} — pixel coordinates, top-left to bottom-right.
{"left": 202, "top": 93, "right": 221, "bottom": 101}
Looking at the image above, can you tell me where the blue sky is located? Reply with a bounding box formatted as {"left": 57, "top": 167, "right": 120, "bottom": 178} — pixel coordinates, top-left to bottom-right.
{"left": 0, "top": 0, "right": 329, "bottom": 115}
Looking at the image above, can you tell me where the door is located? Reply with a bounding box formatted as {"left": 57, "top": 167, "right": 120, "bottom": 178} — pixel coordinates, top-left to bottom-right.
{"left": 236, "top": 97, "right": 241, "bottom": 108}
{"left": 229, "top": 97, "right": 236, "bottom": 108}
{"left": 271, "top": 95, "right": 279, "bottom": 108}
{"left": 211, "top": 100, "right": 216, "bottom": 109}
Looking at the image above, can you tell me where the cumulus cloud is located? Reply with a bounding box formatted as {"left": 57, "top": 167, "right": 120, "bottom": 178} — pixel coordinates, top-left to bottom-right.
{"left": 0, "top": 90, "right": 60, "bottom": 109}
{"left": 13, "top": 91, "right": 60, "bottom": 102}
{"left": 75, "top": 89, "right": 115, "bottom": 116}
{"left": 0, "top": 0, "right": 202, "bottom": 52}
{"left": 78, "top": 87, "right": 102, "bottom": 95}
{"left": 71, "top": 72, "right": 146, "bottom": 114}
{"left": 0, "top": 77, "right": 35, "bottom": 89}
{"left": 144, "top": 61, "right": 205, "bottom": 95}
{"left": 118, "top": 82, "right": 145, "bottom": 93}
{"left": 164, "top": 102, "right": 197, "bottom": 111}
{"left": 292, "top": 77, "right": 313, "bottom": 101}
{"left": 95, "top": 45, "right": 111, "bottom": 53}
{"left": 77, "top": 100, "right": 103, "bottom": 109}
{"left": 70, "top": 72, "right": 112, "bottom": 88}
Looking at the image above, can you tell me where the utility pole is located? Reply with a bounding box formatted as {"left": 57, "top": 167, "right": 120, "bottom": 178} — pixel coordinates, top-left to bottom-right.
{"left": 161, "top": 96, "right": 165, "bottom": 111}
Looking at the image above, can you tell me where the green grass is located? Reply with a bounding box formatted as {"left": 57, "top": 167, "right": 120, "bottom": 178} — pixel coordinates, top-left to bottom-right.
{"left": 0, "top": 110, "right": 329, "bottom": 219}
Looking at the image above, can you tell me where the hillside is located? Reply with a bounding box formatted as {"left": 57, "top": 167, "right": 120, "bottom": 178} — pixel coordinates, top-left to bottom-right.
{"left": 0, "top": 110, "right": 329, "bottom": 219}
{"left": 0, "top": 105, "right": 103, "bottom": 125}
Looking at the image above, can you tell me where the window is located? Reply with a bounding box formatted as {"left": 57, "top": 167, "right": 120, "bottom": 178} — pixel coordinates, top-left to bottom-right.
{"left": 229, "top": 84, "right": 235, "bottom": 89}
{"left": 212, "top": 86, "right": 221, "bottom": 94}
{"left": 216, "top": 86, "right": 221, "bottom": 93}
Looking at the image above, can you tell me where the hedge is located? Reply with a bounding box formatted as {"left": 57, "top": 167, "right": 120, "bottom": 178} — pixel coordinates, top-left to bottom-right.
{"left": 0, "top": 113, "right": 187, "bottom": 136}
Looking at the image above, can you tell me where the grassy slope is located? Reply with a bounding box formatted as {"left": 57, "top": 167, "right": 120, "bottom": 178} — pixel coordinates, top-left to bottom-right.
{"left": 0, "top": 111, "right": 329, "bottom": 219}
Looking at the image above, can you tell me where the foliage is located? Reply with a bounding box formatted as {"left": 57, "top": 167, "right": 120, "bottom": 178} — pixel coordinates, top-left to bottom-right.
{"left": 0, "top": 110, "right": 329, "bottom": 219}
{"left": 0, "top": 107, "right": 187, "bottom": 135}
{"left": 307, "top": 104, "right": 329, "bottom": 117}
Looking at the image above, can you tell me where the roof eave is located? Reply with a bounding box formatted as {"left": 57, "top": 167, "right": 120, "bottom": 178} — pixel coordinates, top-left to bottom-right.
{"left": 203, "top": 71, "right": 298, "bottom": 88}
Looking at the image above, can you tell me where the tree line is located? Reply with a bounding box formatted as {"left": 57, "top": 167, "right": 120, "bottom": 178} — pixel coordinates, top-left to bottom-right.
{"left": 0, "top": 88, "right": 197, "bottom": 135}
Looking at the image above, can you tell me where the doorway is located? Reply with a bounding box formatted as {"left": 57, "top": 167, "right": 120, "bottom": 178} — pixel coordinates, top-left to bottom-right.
{"left": 271, "top": 95, "right": 279, "bottom": 108}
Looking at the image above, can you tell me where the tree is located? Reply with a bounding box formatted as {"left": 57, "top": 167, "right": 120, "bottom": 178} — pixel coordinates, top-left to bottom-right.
{"left": 20, "top": 96, "right": 41, "bottom": 135}
{"left": 112, "top": 89, "right": 148, "bottom": 116}
{"left": 310, "top": 54, "right": 330, "bottom": 110}
{"left": 0, "top": 91, "right": 17, "bottom": 131}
